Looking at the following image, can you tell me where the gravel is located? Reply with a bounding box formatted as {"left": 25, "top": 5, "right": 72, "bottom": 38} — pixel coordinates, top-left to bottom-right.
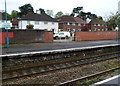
{"left": 3, "top": 58, "right": 119, "bottom": 85}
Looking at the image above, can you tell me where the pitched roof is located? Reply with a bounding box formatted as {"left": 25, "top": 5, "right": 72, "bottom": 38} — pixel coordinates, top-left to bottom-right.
{"left": 21, "top": 12, "right": 57, "bottom": 22}
{"left": 57, "top": 15, "right": 86, "bottom": 23}
{"left": 57, "top": 15, "right": 76, "bottom": 22}
{"left": 73, "top": 17, "right": 86, "bottom": 23}
{"left": 89, "top": 18, "right": 106, "bottom": 24}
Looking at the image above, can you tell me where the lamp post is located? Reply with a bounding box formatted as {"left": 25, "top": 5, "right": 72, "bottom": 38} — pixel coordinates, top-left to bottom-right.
{"left": 115, "top": 15, "right": 119, "bottom": 41}
{"left": 5, "top": 0, "right": 9, "bottom": 48}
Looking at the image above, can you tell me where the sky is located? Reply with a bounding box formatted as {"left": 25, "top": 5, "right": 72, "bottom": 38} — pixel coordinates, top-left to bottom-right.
{"left": 0, "top": 0, "right": 120, "bottom": 19}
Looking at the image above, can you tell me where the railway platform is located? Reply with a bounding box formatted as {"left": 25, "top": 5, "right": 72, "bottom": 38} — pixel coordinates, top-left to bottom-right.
{"left": 91, "top": 75, "right": 120, "bottom": 86}
{"left": 1, "top": 40, "right": 119, "bottom": 55}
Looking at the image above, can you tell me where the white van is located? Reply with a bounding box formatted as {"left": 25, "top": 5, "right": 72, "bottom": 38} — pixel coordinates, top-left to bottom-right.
{"left": 54, "top": 31, "right": 71, "bottom": 39}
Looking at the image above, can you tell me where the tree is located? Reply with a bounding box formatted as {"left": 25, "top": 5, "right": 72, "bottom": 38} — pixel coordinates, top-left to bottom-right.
{"left": 106, "top": 14, "right": 119, "bottom": 30}
{"left": 70, "top": 7, "right": 83, "bottom": 17}
{"left": 18, "top": 4, "right": 34, "bottom": 18}
{"left": 98, "top": 16, "right": 103, "bottom": 20}
{"left": 55, "top": 11, "right": 64, "bottom": 18}
{"left": 1, "top": 12, "right": 12, "bottom": 20}
{"left": 46, "top": 10, "right": 54, "bottom": 17}
{"left": 39, "top": 8, "right": 45, "bottom": 14}
{"left": 11, "top": 10, "right": 18, "bottom": 18}
{"left": 73, "top": 7, "right": 83, "bottom": 14}
{"left": 70, "top": 7, "right": 97, "bottom": 20}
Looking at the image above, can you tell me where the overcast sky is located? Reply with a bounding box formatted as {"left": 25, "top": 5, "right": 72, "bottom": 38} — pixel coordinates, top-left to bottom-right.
{"left": 0, "top": 0, "right": 120, "bottom": 18}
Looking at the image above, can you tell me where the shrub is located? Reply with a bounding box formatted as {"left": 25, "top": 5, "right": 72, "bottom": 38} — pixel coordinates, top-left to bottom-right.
{"left": 26, "top": 24, "right": 34, "bottom": 29}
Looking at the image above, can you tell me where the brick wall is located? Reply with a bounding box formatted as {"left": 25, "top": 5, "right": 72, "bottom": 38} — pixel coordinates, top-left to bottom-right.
{"left": 1, "top": 29, "right": 53, "bottom": 44}
{"left": 44, "top": 31, "right": 53, "bottom": 42}
{"left": 75, "top": 31, "right": 120, "bottom": 41}
{"left": 0, "top": 30, "right": 14, "bottom": 44}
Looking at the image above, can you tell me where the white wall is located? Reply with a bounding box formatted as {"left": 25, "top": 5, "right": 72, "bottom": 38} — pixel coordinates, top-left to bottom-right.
{"left": 18, "top": 20, "right": 58, "bottom": 33}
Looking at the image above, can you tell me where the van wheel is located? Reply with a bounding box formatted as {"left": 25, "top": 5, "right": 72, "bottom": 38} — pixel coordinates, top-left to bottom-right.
{"left": 55, "top": 36, "right": 59, "bottom": 39}
{"left": 66, "top": 36, "right": 69, "bottom": 39}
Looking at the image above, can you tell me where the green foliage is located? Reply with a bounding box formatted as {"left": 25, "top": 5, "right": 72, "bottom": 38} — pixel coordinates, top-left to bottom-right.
{"left": 106, "top": 14, "right": 120, "bottom": 29}
{"left": 18, "top": 3, "right": 34, "bottom": 18}
{"left": 26, "top": 24, "right": 34, "bottom": 29}
{"left": 46, "top": 10, "right": 54, "bottom": 17}
{"left": 11, "top": 10, "right": 18, "bottom": 18}
{"left": 70, "top": 7, "right": 98, "bottom": 20}
{"left": 55, "top": 11, "right": 64, "bottom": 18}
{"left": 1, "top": 12, "right": 12, "bottom": 20}
{"left": 39, "top": 8, "right": 45, "bottom": 14}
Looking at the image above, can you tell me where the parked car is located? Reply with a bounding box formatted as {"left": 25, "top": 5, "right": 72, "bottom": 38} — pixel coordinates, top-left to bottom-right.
{"left": 54, "top": 31, "right": 71, "bottom": 39}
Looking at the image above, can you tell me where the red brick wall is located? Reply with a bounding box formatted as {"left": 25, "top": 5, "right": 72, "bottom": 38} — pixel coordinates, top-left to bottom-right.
{"left": 0, "top": 32, "right": 14, "bottom": 44}
{"left": 44, "top": 31, "right": 53, "bottom": 42}
{"left": 1, "top": 30, "right": 53, "bottom": 44}
{"left": 75, "top": 31, "right": 119, "bottom": 41}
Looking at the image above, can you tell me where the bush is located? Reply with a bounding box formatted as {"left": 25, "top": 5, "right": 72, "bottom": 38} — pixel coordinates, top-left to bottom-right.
{"left": 26, "top": 24, "right": 34, "bottom": 29}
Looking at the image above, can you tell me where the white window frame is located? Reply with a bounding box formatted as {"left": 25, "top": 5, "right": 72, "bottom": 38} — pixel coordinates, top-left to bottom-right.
{"left": 35, "top": 21, "right": 39, "bottom": 25}
{"left": 72, "top": 23, "right": 76, "bottom": 26}
{"left": 98, "top": 29, "right": 100, "bottom": 31}
{"left": 78, "top": 29, "right": 81, "bottom": 31}
{"left": 52, "top": 22, "right": 55, "bottom": 25}
{"left": 67, "top": 22, "right": 70, "bottom": 25}
{"left": 27, "top": 21, "right": 30, "bottom": 24}
{"left": 78, "top": 23, "right": 81, "bottom": 26}
{"left": 44, "top": 22, "right": 48, "bottom": 24}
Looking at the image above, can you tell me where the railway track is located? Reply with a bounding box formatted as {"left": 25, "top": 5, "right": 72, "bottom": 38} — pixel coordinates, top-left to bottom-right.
{"left": 2, "top": 51, "right": 120, "bottom": 81}
{"left": 57, "top": 67, "right": 120, "bottom": 86}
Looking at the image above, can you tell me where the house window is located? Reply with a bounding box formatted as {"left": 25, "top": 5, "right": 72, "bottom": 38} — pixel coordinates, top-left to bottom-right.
{"left": 35, "top": 21, "right": 39, "bottom": 25}
{"left": 72, "top": 23, "right": 75, "bottom": 26}
{"left": 51, "top": 28, "right": 54, "bottom": 32}
{"left": 81, "top": 23, "right": 84, "bottom": 26}
{"left": 102, "top": 29, "right": 104, "bottom": 31}
{"left": 98, "top": 24, "right": 100, "bottom": 26}
{"left": 66, "top": 28, "right": 70, "bottom": 31}
{"left": 70, "top": 23, "right": 72, "bottom": 25}
{"left": 98, "top": 29, "right": 100, "bottom": 31}
{"left": 44, "top": 22, "right": 48, "bottom": 24}
{"left": 73, "top": 29, "right": 76, "bottom": 32}
{"left": 67, "top": 22, "right": 70, "bottom": 25}
{"left": 78, "top": 29, "right": 81, "bottom": 31}
{"left": 52, "top": 22, "right": 54, "bottom": 25}
{"left": 27, "top": 21, "right": 30, "bottom": 24}
{"left": 78, "top": 23, "right": 81, "bottom": 26}
{"left": 94, "top": 28, "right": 97, "bottom": 31}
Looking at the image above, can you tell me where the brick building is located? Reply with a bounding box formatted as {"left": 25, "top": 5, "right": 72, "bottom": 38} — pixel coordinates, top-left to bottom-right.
{"left": 87, "top": 18, "right": 108, "bottom": 31}
{"left": 57, "top": 15, "right": 87, "bottom": 32}
{"left": 57, "top": 15, "right": 108, "bottom": 32}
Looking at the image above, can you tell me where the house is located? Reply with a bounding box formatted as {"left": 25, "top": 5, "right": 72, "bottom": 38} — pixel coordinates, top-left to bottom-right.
{"left": 57, "top": 15, "right": 87, "bottom": 32}
{"left": 0, "top": 12, "right": 12, "bottom": 29}
{"left": 87, "top": 18, "right": 108, "bottom": 31}
{"left": 18, "top": 12, "right": 58, "bottom": 33}
{"left": 11, "top": 17, "right": 19, "bottom": 29}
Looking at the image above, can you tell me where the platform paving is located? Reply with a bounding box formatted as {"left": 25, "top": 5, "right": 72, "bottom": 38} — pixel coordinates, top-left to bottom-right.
{"left": 1, "top": 40, "right": 119, "bottom": 55}
{"left": 92, "top": 75, "right": 120, "bottom": 86}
